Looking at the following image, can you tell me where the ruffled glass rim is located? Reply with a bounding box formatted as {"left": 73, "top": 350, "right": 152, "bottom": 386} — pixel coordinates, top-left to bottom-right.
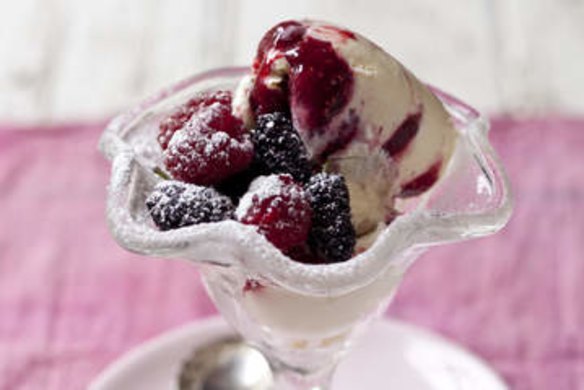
{"left": 100, "top": 67, "right": 513, "bottom": 297}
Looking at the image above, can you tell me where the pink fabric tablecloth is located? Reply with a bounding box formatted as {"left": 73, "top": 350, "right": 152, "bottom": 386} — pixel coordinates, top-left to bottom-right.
{"left": 0, "top": 117, "right": 583, "bottom": 389}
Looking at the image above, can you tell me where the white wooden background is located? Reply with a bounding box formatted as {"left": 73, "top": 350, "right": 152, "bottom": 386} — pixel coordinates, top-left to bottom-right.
{"left": 0, "top": 0, "right": 582, "bottom": 124}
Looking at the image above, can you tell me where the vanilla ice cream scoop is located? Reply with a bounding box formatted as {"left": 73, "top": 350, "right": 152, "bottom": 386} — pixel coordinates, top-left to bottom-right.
{"left": 234, "top": 20, "right": 458, "bottom": 234}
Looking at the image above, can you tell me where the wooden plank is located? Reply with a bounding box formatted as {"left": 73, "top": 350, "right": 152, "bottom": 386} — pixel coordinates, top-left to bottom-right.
{"left": 48, "top": 0, "right": 160, "bottom": 121}
{"left": 0, "top": 0, "right": 583, "bottom": 124}
{"left": 491, "top": 0, "right": 584, "bottom": 114}
{"left": 141, "top": 0, "right": 239, "bottom": 96}
{"left": 0, "top": 0, "right": 59, "bottom": 123}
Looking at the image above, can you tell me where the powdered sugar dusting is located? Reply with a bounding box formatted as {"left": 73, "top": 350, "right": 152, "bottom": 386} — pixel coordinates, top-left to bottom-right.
{"left": 100, "top": 67, "right": 510, "bottom": 299}
{"left": 235, "top": 174, "right": 312, "bottom": 251}
{"left": 163, "top": 114, "right": 254, "bottom": 185}
{"left": 236, "top": 174, "right": 302, "bottom": 219}
{"left": 146, "top": 181, "right": 234, "bottom": 230}
{"left": 189, "top": 131, "right": 248, "bottom": 162}
{"left": 237, "top": 175, "right": 280, "bottom": 219}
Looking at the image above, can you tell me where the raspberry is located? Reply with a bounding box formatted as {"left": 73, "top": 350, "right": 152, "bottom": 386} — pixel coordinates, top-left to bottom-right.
{"left": 163, "top": 106, "right": 254, "bottom": 186}
{"left": 251, "top": 112, "right": 312, "bottom": 183}
{"left": 158, "top": 91, "right": 234, "bottom": 150}
{"left": 146, "top": 181, "right": 234, "bottom": 230}
{"left": 305, "top": 173, "right": 356, "bottom": 263}
{"left": 236, "top": 174, "right": 312, "bottom": 251}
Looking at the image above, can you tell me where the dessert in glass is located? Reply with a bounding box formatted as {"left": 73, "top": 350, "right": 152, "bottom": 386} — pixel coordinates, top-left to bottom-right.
{"left": 100, "top": 20, "right": 512, "bottom": 389}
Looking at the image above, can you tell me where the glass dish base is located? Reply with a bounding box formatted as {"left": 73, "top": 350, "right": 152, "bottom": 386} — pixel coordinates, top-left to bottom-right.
{"left": 89, "top": 316, "right": 508, "bottom": 390}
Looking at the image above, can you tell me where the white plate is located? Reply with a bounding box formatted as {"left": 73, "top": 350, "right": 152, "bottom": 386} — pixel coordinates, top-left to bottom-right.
{"left": 89, "top": 317, "right": 508, "bottom": 390}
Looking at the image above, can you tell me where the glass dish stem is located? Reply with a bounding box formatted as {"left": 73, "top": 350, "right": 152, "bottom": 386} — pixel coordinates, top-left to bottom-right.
{"left": 271, "top": 360, "right": 336, "bottom": 390}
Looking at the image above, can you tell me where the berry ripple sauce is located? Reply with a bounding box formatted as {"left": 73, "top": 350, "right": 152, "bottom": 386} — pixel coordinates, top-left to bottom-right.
{"left": 250, "top": 21, "right": 355, "bottom": 157}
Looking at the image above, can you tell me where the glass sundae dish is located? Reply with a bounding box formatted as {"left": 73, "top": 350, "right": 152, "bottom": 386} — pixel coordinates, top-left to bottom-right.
{"left": 99, "top": 20, "right": 512, "bottom": 389}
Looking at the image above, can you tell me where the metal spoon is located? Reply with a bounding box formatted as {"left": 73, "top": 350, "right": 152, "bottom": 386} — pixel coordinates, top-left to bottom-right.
{"left": 178, "top": 336, "right": 273, "bottom": 390}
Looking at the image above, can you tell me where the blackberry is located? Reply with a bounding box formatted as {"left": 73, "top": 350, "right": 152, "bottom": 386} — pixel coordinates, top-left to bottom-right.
{"left": 251, "top": 112, "right": 312, "bottom": 183}
{"left": 146, "top": 181, "right": 234, "bottom": 230}
{"left": 305, "top": 173, "right": 356, "bottom": 263}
